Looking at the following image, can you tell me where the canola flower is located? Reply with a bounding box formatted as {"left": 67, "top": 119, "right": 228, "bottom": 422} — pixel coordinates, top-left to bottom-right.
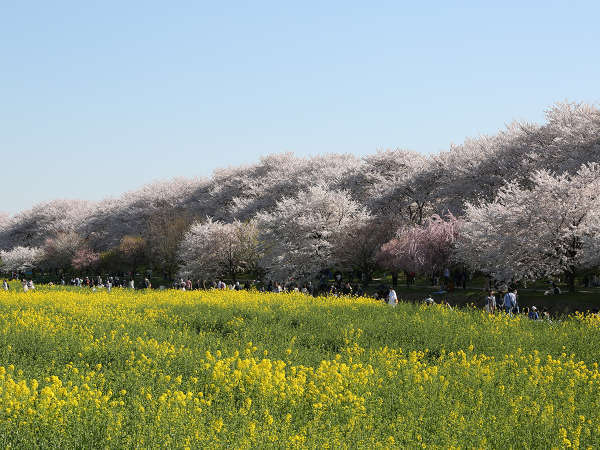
{"left": 0, "top": 287, "right": 600, "bottom": 448}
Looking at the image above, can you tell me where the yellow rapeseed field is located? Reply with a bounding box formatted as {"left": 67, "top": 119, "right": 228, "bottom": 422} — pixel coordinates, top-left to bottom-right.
{"left": 1, "top": 287, "right": 600, "bottom": 448}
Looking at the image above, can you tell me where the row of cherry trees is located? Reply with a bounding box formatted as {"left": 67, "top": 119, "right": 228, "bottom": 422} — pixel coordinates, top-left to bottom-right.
{"left": 1, "top": 102, "right": 599, "bottom": 288}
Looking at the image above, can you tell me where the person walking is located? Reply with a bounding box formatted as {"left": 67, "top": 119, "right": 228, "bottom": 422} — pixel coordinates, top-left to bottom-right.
{"left": 387, "top": 287, "right": 398, "bottom": 307}
{"left": 485, "top": 290, "right": 496, "bottom": 314}
{"left": 503, "top": 288, "right": 516, "bottom": 316}
{"left": 2, "top": 279, "right": 8, "bottom": 291}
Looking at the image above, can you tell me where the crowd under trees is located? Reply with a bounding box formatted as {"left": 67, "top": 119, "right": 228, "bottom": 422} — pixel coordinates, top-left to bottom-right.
{"left": 1, "top": 102, "right": 600, "bottom": 292}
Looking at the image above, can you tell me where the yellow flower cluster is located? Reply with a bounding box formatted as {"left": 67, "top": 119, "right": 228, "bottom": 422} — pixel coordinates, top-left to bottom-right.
{"left": 0, "top": 287, "right": 599, "bottom": 447}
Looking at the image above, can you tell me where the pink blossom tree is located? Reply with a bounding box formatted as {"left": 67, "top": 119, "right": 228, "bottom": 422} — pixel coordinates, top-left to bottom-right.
{"left": 378, "top": 214, "right": 461, "bottom": 285}
{"left": 72, "top": 248, "right": 100, "bottom": 272}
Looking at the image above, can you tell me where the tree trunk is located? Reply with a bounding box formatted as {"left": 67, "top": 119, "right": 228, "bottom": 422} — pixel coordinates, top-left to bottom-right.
{"left": 566, "top": 270, "right": 576, "bottom": 293}
{"left": 391, "top": 271, "right": 398, "bottom": 288}
{"left": 361, "top": 271, "right": 372, "bottom": 286}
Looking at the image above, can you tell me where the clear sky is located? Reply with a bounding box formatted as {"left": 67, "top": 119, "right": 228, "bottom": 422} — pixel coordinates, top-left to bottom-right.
{"left": 1, "top": 1, "right": 599, "bottom": 215}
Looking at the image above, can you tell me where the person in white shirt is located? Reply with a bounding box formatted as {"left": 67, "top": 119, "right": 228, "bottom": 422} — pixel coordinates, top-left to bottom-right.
{"left": 387, "top": 288, "right": 398, "bottom": 307}
{"left": 485, "top": 290, "right": 496, "bottom": 314}
{"left": 503, "top": 288, "right": 517, "bottom": 316}
{"left": 2, "top": 280, "right": 8, "bottom": 291}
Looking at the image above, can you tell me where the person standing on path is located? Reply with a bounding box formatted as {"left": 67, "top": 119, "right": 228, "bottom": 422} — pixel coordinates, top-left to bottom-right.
{"left": 503, "top": 288, "right": 516, "bottom": 316}
{"left": 387, "top": 287, "right": 398, "bottom": 307}
{"left": 485, "top": 290, "right": 496, "bottom": 314}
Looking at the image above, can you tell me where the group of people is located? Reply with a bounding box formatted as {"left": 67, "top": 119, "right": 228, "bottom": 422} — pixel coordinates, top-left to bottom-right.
{"left": 0, "top": 275, "right": 563, "bottom": 321}
{"left": 485, "top": 288, "right": 550, "bottom": 320}
{"left": 383, "top": 285, "right": 553, "bottom": 321}
{"left": 174, "top": 279, "right": 250, "bottom": 291}
{"left": 485, "top": 288, "right": 519, "bottom": 315}
{"left": 2, "top": 279, "right": 35, "bottom": 292}
{"left": 69, "top": 276, "right": 140, "bottom": 290}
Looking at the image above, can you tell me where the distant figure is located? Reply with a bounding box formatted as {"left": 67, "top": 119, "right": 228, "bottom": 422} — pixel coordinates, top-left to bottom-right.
{"left": 22, "top": 280, "right": 28, "bottom": 292}
{"left": 528, "top": 306, "right": 539, "bottom": 320}
{"left": 387, "top": 287, "right": 398, "bottom": 307}
{"left": 27, "top": 280, "right": 35, "bottom": 290}
{"left": 503, "top": 288, "right": 517, "bottom": 315}
{"left": 2, "top": 279, "right": 8, "bottom": 291}
{"left": 424, "top": 296, "right": 435, "bottom": 305}
{"left": 129, "top": 279, "right": 135, "bottom": 290}
{"left": 553, "top": 284, "right": 561, "bottom": 295}
{"left": 485, "top": 290, "right": 496, "bottom": 314}
{"left": 144, "top": 277, "right": 151, "bottom": 289}
{"left": 106, "top": 280, "right": 112, "bottom": 293}
{"left": 343, "top": 282, "right": 353, "bottom": 296}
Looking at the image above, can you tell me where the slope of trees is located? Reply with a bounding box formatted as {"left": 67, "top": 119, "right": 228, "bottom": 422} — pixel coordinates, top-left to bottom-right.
{"left": 1, "top": 102, "right": 599, "bottom": 287}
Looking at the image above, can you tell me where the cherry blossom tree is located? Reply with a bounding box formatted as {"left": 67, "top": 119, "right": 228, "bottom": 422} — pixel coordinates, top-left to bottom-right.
{"left": 378, "top": 214, "right": 460, "bottom": 284}
{"left": 178, "top": 218, "right": 260, "bottom": 281}
{"left": 40, "top": 232, "right": 84, "bottom": 272}
{"left": 362, "top": 150, "right": 434, "bottom": 226}
{"left": 145, "top": 209, "right": 195, "bottom": 280}
{"left": 212, "top": 153, "right": 363, "bottom": 221}
{"left": 377, "top": 230, "right": 420, "bottom": 287}
{"left": 118, "top": 235, "right": 147, "bottom": 276}
{"left": 72, "top": 248, "right": 100, "bottom": 272}
{"left": 0, "top": 212, "right": 9, "bottom": 230}
{"left": 335, "top": 218, "right": 394, "bottom": 284}
{"left": 0, "top": 246, "right": 43, "bottom": 274}
{"left": 256, "top": 185, "right": 370, "bottom": 281}
{"left": 0, "top": 200, "right": 92, "bottom": 250}
{"left": 455, "top": 163, "right": 600, "bottom": 291}
{"left": 421, "top": 102, "right": 600, "bottom": 216}
{"left": 83, "top": 178, "right": 207, "bottom": 251}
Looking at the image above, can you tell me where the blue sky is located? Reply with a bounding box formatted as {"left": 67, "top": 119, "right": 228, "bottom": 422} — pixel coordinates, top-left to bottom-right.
{"left": 1, "top": 1, "right": 599, "bottom": 215}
